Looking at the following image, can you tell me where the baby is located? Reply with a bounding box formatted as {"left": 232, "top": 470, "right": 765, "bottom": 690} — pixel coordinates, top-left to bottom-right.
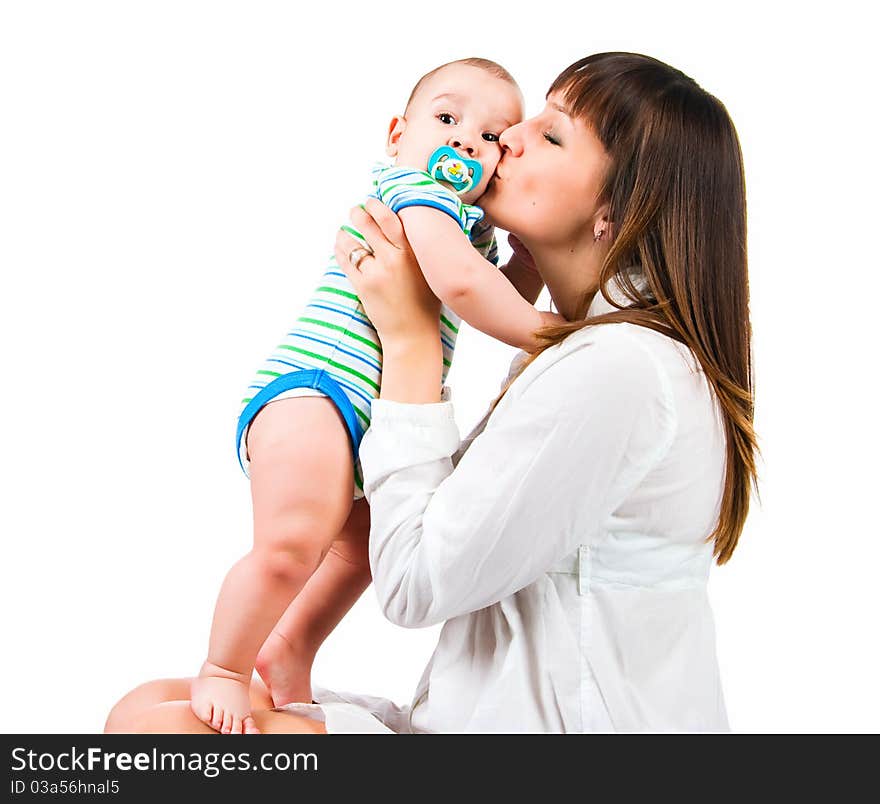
{"left": 191, "top": 57, "right": 559, "bottom": 733}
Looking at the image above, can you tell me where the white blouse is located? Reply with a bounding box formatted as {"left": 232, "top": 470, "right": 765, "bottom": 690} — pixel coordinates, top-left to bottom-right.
{"left": 280, "top": 285, "right": 730, "bottom": 733}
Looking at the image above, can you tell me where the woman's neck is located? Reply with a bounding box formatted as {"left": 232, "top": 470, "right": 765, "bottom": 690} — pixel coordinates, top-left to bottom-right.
{"left": 527, "top": 237, "right": 604, "bottom": 322}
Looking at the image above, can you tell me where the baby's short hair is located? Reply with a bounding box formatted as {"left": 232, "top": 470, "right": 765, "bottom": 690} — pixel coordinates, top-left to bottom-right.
{"left": 404, "top": 57, "right": 519, "bottom": 114}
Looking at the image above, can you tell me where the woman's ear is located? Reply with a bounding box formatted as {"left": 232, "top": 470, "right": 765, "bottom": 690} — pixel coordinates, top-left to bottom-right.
{"left": 592, "top": 203, "right": 613, "bottom": 242}
{"left": 386, "top": 116, "right": 406, "bottom": 158}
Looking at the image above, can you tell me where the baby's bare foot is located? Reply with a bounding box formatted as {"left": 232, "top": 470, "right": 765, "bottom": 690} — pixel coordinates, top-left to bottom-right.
{"left": 255, "top": 631, "right": 315, "bottom": 708}
{"left": 191, "top": 662, "right": 260, "bottom": 734}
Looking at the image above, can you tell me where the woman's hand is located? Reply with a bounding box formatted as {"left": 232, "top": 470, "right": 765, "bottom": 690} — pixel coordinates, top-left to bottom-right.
{"left": 507, "top": 233, "right": 538, "bottom": 272}
{"left": 334, "top": 199, "right": 441, "bottom": 346}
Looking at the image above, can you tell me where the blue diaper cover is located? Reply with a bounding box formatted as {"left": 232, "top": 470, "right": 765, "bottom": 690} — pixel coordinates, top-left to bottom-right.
{"left": 235, "top": 369, "right": 367, "bottom": 498}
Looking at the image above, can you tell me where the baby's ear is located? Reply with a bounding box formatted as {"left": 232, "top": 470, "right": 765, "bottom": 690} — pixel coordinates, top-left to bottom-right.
{"left": 386, "top": 116, "right": 406, "bottom": 157}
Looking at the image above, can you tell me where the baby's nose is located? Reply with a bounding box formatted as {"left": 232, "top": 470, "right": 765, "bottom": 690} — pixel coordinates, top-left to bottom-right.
{"left": 449, "top": 135, "right": 476, "bottom": 157}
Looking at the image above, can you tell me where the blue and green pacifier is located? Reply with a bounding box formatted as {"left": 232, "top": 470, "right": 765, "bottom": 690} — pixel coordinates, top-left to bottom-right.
{"left": 428, "top": 146, "right": 482, "bottom": 195}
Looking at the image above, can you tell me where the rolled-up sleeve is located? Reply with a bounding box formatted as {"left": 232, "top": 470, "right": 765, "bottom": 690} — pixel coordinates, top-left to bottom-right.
{"left": 359, "top": 327, "right": 677, "bottom": 628}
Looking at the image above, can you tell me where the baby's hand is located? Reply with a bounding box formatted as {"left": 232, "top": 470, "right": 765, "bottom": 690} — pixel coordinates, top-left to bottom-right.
{"left": 191, "top": 661, "right": 260, "bottom": 734}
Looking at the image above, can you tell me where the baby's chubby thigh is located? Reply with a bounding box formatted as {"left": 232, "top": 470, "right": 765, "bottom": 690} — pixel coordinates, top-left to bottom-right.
{"left": 246, "top": 396, "right": 356, "bottom": 577}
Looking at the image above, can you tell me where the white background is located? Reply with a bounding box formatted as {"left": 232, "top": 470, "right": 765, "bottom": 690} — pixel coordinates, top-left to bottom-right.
{"left": 1, "top": 0, "right": 877, "bottom": 733}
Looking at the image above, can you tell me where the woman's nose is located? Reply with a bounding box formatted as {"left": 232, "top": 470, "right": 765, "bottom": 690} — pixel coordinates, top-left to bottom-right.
{"left": 498, "top": 123, "right": 524, "bottom": 157}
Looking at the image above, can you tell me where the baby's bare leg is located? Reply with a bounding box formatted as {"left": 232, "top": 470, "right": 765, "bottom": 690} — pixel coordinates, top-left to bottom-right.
{"left": 256, "top": 497, "right": 372, "bottom": 706}
{"left": 192, "top": 397, "right": 353, "bottom": 733}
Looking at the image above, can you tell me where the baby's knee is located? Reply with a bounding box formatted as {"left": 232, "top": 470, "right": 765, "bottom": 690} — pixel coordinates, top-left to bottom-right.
{"left": 254, "top": 520, "right": 330, "bottom": 580}
{"left": 251, "top": 475, "right": 352, "bottom": 568}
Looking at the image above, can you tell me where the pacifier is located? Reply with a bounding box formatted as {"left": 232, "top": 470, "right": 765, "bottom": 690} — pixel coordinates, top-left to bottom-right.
{"left": 427, "top": 146, "right": 483, "bottom": 195}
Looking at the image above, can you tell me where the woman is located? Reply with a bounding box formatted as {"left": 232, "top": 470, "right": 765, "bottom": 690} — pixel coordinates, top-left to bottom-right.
{"left": 105, "top": 51, "right": 756, "bottom": 733}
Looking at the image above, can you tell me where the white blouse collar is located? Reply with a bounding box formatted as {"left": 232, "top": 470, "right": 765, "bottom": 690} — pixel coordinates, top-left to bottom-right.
{"left": 586, "top": 269, "right": 651, "bottom": 319}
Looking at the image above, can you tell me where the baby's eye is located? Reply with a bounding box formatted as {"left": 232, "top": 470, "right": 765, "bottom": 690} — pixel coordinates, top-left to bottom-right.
{"left": 437, "top": 112, "right": 457, "bottom": 125}
{"left": 543, "top": 131, "right": 561, "bottom": 146}
{"left": 482, "top": 132, "right": 500, "bottom": 142}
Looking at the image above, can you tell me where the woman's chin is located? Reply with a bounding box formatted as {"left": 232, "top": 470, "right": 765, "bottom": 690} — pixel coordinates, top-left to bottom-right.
{"left": 476, "top": 186, "right": 505, "bottom": 227}
{"left": 482, "top": 208, "right": 513, "bottom": 232}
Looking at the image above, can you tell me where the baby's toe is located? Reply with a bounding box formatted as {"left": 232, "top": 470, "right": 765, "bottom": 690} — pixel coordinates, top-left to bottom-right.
{"left": 221, "top": 709, "right": 233, "bottom": 734}
{"left": 243, "top": 716, "right": 260, "bottom": 735}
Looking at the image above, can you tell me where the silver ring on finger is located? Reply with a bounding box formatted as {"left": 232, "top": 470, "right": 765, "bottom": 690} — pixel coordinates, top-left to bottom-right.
{"left": 348, "top": 246, "right": 374, "bottom": 271}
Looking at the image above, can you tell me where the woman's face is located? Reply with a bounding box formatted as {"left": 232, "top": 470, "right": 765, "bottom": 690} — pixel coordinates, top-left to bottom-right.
{"left": 479, "top": 91, "right": 612, "bottom": 248}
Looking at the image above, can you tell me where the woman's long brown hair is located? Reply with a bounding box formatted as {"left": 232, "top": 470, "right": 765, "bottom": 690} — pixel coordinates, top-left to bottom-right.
{"left": 487, "top": 53, "right": 759, "bottom": 565}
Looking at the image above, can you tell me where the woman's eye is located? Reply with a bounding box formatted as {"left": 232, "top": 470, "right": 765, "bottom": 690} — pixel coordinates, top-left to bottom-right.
{"left": 543, "top": 131, "right": 561, "bottom": 146}
{"left": 482, "top": 132, "right": 500, "bottom": 142}
{"left": 438, "top": 113, "right": 457, "bottom": 125}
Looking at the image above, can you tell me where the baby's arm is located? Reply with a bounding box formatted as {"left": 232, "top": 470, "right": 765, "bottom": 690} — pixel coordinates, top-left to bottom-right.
{"left": 398, "top": 207, "right": 563, "bottom": 352}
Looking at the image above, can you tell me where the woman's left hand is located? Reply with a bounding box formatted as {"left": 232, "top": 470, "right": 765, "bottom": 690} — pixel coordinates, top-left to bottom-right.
{"left": 334, "top": 198, "right": 440, "bottom": 345}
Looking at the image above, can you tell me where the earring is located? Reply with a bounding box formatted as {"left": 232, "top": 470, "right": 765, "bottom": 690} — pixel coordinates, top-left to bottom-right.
{"left": 593, "top": 228, "right": 605, "bottom": 243}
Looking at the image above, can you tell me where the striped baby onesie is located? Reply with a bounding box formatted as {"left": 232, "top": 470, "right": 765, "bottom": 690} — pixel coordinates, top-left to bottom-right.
{"left": 236, "top": 163, "right": 499, "bottom": 499}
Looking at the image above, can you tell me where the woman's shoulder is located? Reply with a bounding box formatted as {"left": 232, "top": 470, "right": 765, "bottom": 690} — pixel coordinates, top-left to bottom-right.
{"left": 535, "top": 322, "right": 718, "bottom": 438}
{"left": 531, "top": 321, "right": 676, "bottom": 382}
{"left": 489, "top": 324, "right": 680, "bottom": 468}
{"left": 565, "top": 317, "right": 675, "bottom": 350}
{"left": 508, "top": 322, "right": 711, "bottom": 430}
{"left": 554, "top": 321, "right": 703, "bottom": 385}
{"left": 500, "top": 322, "right": 674, "bottom": 421}
{"left": 495, "top": 321, "right": 708, "bottom": 429}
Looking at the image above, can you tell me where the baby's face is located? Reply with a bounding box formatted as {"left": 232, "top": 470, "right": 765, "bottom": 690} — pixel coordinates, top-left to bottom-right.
{"left": 387, "top": 63, "right": 524, "bottom": 204}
